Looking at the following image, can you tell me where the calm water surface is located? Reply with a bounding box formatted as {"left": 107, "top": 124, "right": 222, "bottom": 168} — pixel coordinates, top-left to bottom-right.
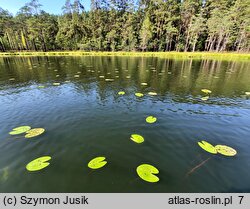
{"left": 0, "top": 56, "right": 250, "bottom": 192}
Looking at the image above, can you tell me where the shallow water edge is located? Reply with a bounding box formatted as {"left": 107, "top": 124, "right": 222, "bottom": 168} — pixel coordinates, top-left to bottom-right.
{"left": 0, "top": 52, "right": 249, "bottom": 61}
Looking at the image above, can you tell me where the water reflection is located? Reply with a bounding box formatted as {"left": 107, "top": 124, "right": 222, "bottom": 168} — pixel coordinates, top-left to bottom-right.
{"left": 0, "top": 56, "right": 249, "bottom": 98}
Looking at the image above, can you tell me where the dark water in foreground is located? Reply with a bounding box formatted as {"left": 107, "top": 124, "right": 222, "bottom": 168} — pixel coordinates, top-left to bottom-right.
{"left": 0, "top": 56, "right": 250, "bottom": 192}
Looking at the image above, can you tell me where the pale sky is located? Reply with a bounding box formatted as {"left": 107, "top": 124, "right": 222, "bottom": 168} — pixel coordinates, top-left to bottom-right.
{"left": 0, "top": 0, "right": 91, "bottom": 15}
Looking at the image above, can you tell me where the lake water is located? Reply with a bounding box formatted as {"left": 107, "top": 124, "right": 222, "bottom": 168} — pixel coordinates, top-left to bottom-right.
{"left": 0, "top": 56, "right": 250, "bottom": 192}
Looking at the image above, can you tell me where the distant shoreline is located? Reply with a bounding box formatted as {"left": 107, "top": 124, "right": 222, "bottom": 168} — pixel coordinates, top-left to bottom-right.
{"left": 0, "top": 51, "right": 249, "bottom": 61}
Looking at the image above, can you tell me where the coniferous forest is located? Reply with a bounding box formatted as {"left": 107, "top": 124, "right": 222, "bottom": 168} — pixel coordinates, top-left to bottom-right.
{"left": 0, "top": 0, "right": 249, "bottom": 52}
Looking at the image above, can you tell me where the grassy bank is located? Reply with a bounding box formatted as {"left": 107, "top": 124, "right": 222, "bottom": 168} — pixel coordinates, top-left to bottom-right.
{"left": 0, "top": 51, "right": 249, "bottom": 60}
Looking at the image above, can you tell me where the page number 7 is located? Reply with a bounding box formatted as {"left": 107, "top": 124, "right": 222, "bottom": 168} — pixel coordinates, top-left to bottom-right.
{"left": 238, "top": 196, "right": 244, "bottom": 204}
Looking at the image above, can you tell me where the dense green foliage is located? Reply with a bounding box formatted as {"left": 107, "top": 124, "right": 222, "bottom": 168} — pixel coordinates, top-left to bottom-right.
{"left": 0, "top": 0, "right": 249, "bottom": 52}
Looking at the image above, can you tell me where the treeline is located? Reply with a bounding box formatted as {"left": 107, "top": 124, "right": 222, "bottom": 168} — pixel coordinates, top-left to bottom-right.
{"left": 0, "top": 0, "right": 249, "bottom": 52}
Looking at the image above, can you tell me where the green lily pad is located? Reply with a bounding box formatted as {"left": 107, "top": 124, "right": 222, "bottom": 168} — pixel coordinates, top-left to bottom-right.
{"left": 9, "top": 78, "right": 15, "bottom": 81}
{"left": 74, "top": 75, "right": 80, "bottom": 78}
{"left": 130, "top": 134, "right": 144, "bottom": 143}
{"left": 201, "top": 96, "right": 209, "bottom": 101}
{"left": 25, "top": 128, "right": 45, "bottom": 138}
{"left": 148, "top": 92, "right": 157, "bottom": 96}
{"left": 245, "top": 92, "right": 250, "bottom": 96}
{"left": 88, "top": 157, "right": 107, "bottom": 169}
{"left": 38, "top": 86, "right": 45, "bottom": 89}
{"left": 118, "top": 91, "right": 125, "bottom": 95}
{"left": 215, "top": 145, "right": 237, "bottom": 157}
{"left": 146, "top": 116, "right": 157, "bottom": 124}
{"left": 198, "top": 141, "right": 217, "bottom": 154}
{"left": 26, "top": 156, "right": 51, "bottom": 172}
{"left": 99, "top": 76, "right": 105, "bottom": 78}
{"left": 53, "top": 83, "right": 60, "bottom": 86}
{"left": 135, "top": 93, "right": 144, "bottom": 97}
{"left": 141, "top": 83, "right": 148, "bottom": 86}
{"left": 56, "top": 75, "right": 60, "bottom": 77}
{"left": 9, "top": 126, "right": 31, "bottom": 135}
{"left": 201, "top": 89, "right": 212, "bottom": 94}
{"left": 105, "top": 79, "right": 114, "bottom": 82}
{"left": 136, "top": 164, "right": 159, "bottom": 183}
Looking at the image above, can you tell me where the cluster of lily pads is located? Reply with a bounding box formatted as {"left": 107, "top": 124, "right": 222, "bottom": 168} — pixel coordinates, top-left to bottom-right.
{"left": 198, "top": 141, "right": 237, "bottom": 156}
{"left": 118, "top": 90, "right": 160, "bottom": 182}
{"left": 201, "top": 89, "right": 212, "bottom": 101}
{"left": 9, "top": 126, "right": 45, "bottom": 139}
{"left": 129, "top": 115, "right": 159, "bottom": 183}
{"left": 8, "top": 115, "right": 159, "bottom": 183}
{"left": 119, "top": 88, "right": 211, "bottom": 100}
{"left": 7, "top": 87, "right": 238, "bottom": 184}
{"left": 118, "top": 91, "right": 158, "bottom": 97}
{"left": 201, "top": 89, "right": 250, "bottom": 100}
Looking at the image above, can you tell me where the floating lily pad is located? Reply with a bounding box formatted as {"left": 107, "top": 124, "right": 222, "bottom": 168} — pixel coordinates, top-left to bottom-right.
{"left": 74, "top": 75, "right": 80, "bottom": 78}
{"left": 99, "top": 76, "right": 105, "bottom": 78}
{"left": 38, "top": 86, "right": 45, "bottom": 89}
{"left": 25, "top": 128, "right": 45, "bottom": 138}
{"left": 201, "top": 89, "right": 212, "bottom": 94}
{"left": 136, "top": 164, "right": 159, "bottom": 183}
{"left": 141, "top": 83, "right": 148, "bottom": 86}
{"left": 148, "top": 92, "right": 157, "bottom": 96}
{"left": 215, "top": 145, "right": 237, "bottom": 157}
{"left": 26, "top": 156, "right": 51, "bottom": 172}
{"left": 9, "top": 78, "right": 15, "bottom": 81}
{"left": 88, "top": 157, "right": 107, "bottom": 169}
{"left": 245, "top": 92, "right": 250, "bottom": 96}
{"left": 146, "top": 116, "right": 157, "bottom": 124}
{"left": 9, "top": 126, "right": 31, "bottom": 135}
{"left": 118, "top": 91, "right": 125, "bottom": 95}
{"left": 56, "top": 75, "right": 60, "bottom": 77}
{"left": 201, "top": 96, "right": 209, "bottom": 101}
{"left": 53, "top": 83, "right": 60, "bottom": 86}
{"left": 135, "top": 93, "right": 144, "bottom": 97}
{"left": 126, "top": 76, "right": 131, "bottom": 79}
{"left": 106, "top": 78, "right": 114, "bottom": 81}
{"left": 198, "top": 141, "right": 217, "bottom": 154}
{"left": 130, "top": 134, "right": 144, "bottom": 143}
